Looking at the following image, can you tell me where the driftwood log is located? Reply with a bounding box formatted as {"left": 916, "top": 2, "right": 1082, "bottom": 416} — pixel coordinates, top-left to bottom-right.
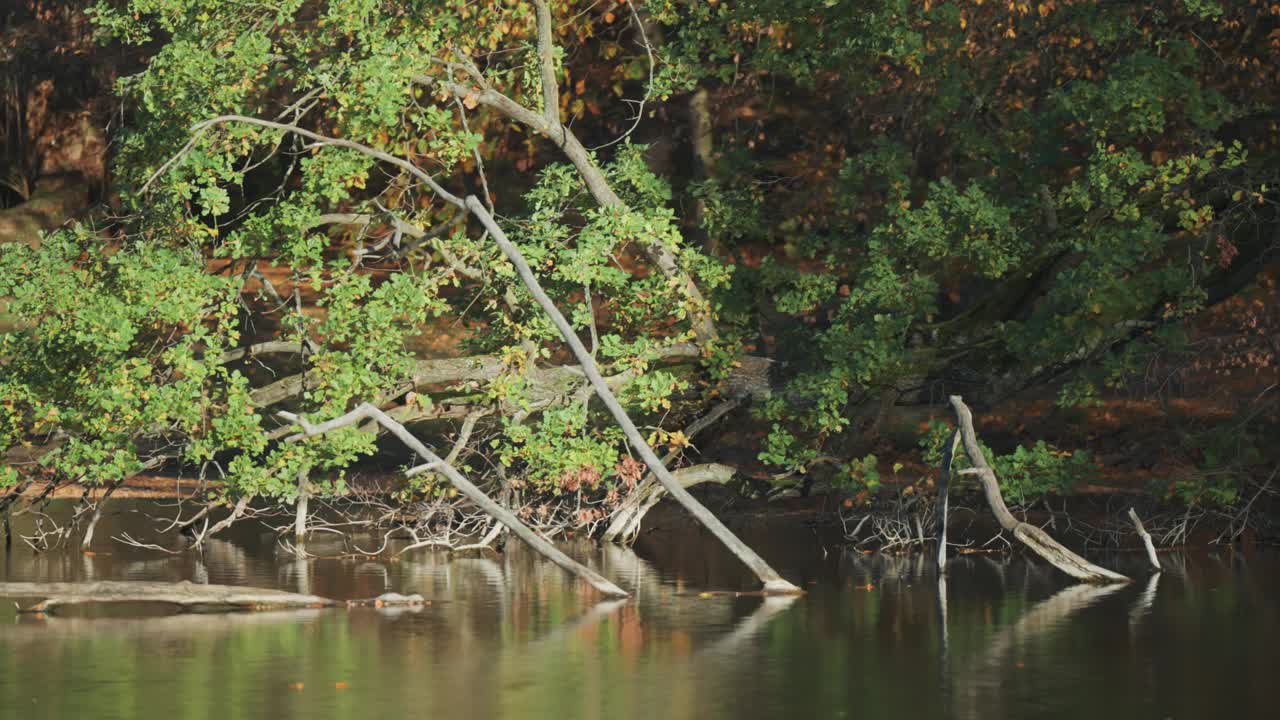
{"left": 0, "top": 581, "right": 338, "bottom": 613}
{"left": 948, "top": 396, "right": 1129, "bottom": 584}
{"left": 0, "top": 581, "right": 438, "bottom": 614}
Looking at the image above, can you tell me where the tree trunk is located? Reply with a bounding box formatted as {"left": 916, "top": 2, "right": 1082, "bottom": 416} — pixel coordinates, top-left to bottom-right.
{"left": 468, "top": 197, "right": 800, "bottom": 595}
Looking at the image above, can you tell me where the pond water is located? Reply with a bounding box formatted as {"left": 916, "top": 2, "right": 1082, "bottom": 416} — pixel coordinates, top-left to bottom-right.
{"left": 0, "top": 502, "right": 1276, "bottom": 719}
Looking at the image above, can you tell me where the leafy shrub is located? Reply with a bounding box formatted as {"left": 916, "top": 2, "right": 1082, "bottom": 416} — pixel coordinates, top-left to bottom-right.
{"left": 918, "top": 420, "right": 1095, "bottom": 506}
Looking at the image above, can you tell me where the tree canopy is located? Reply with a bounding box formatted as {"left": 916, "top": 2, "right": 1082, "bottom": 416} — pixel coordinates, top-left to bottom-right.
{"left": 2, "top": 0, "right": 1277, "bottom": 537}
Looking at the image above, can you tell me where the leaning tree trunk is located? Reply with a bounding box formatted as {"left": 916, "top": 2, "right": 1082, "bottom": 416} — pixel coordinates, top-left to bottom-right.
{"left": 468, "top": 197, "right": 800, "bottom": 595}
{"left": 948, "top": 396, "right": 1129, "bottom": 584}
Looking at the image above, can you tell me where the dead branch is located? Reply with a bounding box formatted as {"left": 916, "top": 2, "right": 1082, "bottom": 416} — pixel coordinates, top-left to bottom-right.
{"left": 468, "top": 197, "right": 798, "bottom": 593}
{"left": 190, "top": 496, "right": 251, "bottom": 548}
{"left": 1128, "top": 508, "right": 1162, "bottom": 572}
{"left": 602, "top": 463, "right": 737, "bottom": 544}
{"left": 79, "top": 480, "right": 123, "bottom": 550}
{"left": 218, "top": 340, "right": 305, "bottom": 364}
{"left": 278, "top": 403, "right": 628, "bottom": 597}
{"left": 603, "top": 398, "right": 739, "bottom": 543}
{"left": 936, "top": 428, "right": 960, "bottom": 573}
{"left": 249, "top": 346, "right": 701, "bottom": 408}
{"left": 949, "top": 395, "right": 1129, "bottom": 584}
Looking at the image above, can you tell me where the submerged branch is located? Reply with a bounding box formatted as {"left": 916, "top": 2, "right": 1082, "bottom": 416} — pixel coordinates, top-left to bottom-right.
{"left": 0, "top": 580, "right": 338, "bottom": 613}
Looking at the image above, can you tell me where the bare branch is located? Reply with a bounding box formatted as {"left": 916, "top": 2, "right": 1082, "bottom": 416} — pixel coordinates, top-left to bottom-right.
{"left": 466, "top": 196, "right": 797, "bottom": 593}
{"left": 146, "top": 115, "right": 464, "bottom": 208}
{"left": 591, "top": 0, "right": 655, "bottom": 151}
{"left": 191, "top": 496, "right": 251, "bottom": 548}
{"left": 1128, "top": 508, "right": 1162, "bottom": 572}
{"left": 534, "top": 0, "right": 561, "bottom": 132}
{"left": 950, "top": 395, "right": 1129, "bottom": 584}
{"left": 278, "top": 403, "right": 628, "bottom": 597}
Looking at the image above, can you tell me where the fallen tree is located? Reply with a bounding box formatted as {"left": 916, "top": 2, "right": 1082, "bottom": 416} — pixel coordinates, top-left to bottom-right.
{"left": 140, "top": 3, "right": 801, "bottom": 593}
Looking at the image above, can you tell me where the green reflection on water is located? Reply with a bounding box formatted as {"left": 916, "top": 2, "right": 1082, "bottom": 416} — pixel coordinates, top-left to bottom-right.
{"left": 1, "top": 510, "right": 1278, "bottom": 720}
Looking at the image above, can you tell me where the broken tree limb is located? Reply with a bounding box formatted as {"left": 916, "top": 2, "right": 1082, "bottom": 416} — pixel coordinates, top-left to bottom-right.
{"left": 279, "top": 404, "right": 629, "bottom": 598}
{"left": 0, "top": 580, "right": 338, "bottom": 614}
{"left": 248, "top": 346, "right": 703, "bottom": 408}
{"left": 936, "top": 428, "right": 960, "bottom": 574}
{"left": 467, "top": 197, "right": 800, "bottom": 595}
{"left": 191, "top": 495, "right": 251, "bottom": 548}
{"left": 218, "top": 340, "right": 306, "bottom": 365}
{"left": 604, "top": 399, "right": 740, "bottom": 543}
{"left": 604, "top": 463, "right": 737, "bottom": 544}
{"left": 1128, "top": 508, "right": 1162, "bottom": 572}
{"left": 948, "top": 395, "right": 1129, "bottom": 584}
{"left": 79, "top": 477, "right": 128, "bottom": 550}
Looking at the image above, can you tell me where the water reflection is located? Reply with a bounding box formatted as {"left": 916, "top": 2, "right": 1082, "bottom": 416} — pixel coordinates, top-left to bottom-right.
{"left": 1, "top": 502, "right": 1278, "bottom": 719}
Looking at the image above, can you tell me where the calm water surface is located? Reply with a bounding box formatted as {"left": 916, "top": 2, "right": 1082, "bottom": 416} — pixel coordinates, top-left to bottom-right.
{"left": 1, "top": 502, "right": 1276, "bottom": 719}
